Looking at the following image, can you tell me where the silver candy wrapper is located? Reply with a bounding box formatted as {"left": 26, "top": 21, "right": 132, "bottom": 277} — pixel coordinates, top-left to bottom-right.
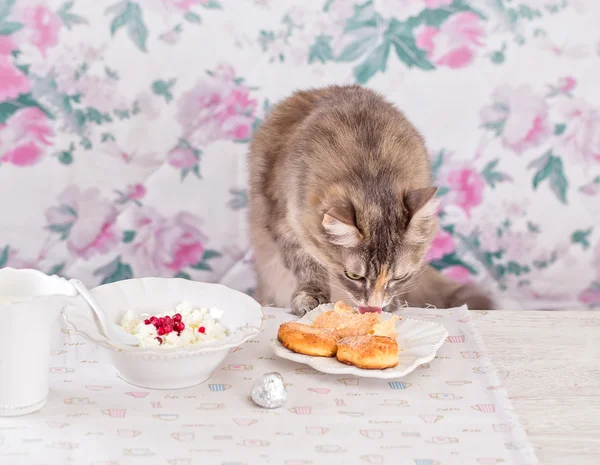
{"left": 251, "top": 372, "right": 287, "bottom": 409}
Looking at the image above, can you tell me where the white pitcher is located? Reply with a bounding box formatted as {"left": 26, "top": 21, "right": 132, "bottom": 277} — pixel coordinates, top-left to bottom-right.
{"left": 0, "top": 267, "right": 76, "bottom": 416}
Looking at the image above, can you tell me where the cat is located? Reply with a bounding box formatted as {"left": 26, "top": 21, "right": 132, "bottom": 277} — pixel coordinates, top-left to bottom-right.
{"left": 248, "top": 85, "right": 494, "bottom": 315}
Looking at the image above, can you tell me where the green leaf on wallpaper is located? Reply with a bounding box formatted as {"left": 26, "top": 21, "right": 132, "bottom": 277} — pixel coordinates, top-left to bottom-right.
{"left": 202, "top": 250, "right": 222, "bottom": 261}
{"left": 406, "top": 0, "right": 485, "bottom": 29}
{"left": 337, "top": 35, "right": 377, "bottom": 62}
{"left": 101, "top": 260, "right": 133, "bottom": 285}
{"left": 353, "top": 41, "right": 390, "bottom": 84}
{"left": 571, "top": 228, "right": 592, "bottom": 250}
{"left": 80, "top": 136, "right": 92, "bottom": 150}
{"left": 122, "top": 230, "right": 136, "bottom": 243}
{"left": 0, "top": 0, "right": 16, "bottom": 20}
{"left": 48, "top": 263, "right": 66, "bottom": 276}
{"left": 554, "top": 123, "right": 566, "bottom": 135}
{"left": 228, "top": 189, "right": 248, "bottom": 210}
{"left": 57, "top": 151, "right": 73, "bottom": 165}
{"left": 174, "top": 271, "right": 191, "bottom": 280}
{"left": 0, "top": 94, "right": 53, "bottom": 124}
{"left": 0, "top": 245, "right": 8, "bottom": 267}
{"left": 183, "top": 11, "right": 201, "bottom": 24}
{"left": 107, "top": 1, "right": 148, "bottom": 52}
{"left": 105, "top": 66, "right": 120, "bottom": 80}
{"left": 529, "top": 151, "right": 568, "bottom": 204}
{"left": 482, "top": 159, "right": 512, "bottom": 188}
{"left": 58, "top": 1, "right": 88, "bottom": 30}
{"left": 385, "top": 19, "right": 434, "bottom": 71}
{"left": 152, "top": 79, "right": 176, "bottom": 103}
{"left": 0, "top": 21, "right": 22, "bottom": 35}
{"left": 344, "top": 0, "right": 379, "bottom": 33}
{"left": 190, "top": 261, "right": 212, "bottom": 272}
{"left": 436, "top": 186, "right": 450, "bottom": 197}
{"left": 323, "top": 0, "right": 334, "bottom": 12}
{"left": 527, "top": 221, "right": 540, "bottom": 233}
{"left": 200, "top": 0, "right": 222, "bottom": 9}
{"left": 101, "top": 132, "right": 116, "bottom": 143}
{"left": 86, "top": 107, "right": 112, "bottom": 124}
{"left": 429, "top": 252, "right": 477, "bottom": 275}
{"left": 308, "top": 35, "right": 334, "bottom": 64}
{"left": 47, "top": 223, "right": 73, "bottom": 240}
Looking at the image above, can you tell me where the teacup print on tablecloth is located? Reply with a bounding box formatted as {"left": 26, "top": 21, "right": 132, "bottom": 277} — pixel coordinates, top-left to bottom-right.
{"left": 64, "top": 397, "right": 95, "bottom": 405}
{"left": 102, "top": 409, "right": 126, "bottom": 418}
{"left": 118, "top": 429, "right": 142, "bottom": 438}
{"left": 153, "top": 414, "right": 179, "bottom": 421}
{"left": 222, "top": 364, "right": 253, "bottom": 371}
{"left": 85, "top": 385, "right": 112, "bottom": 391}
{"left": 360, "top": 454, "right": 384, "bottom": 464}
{"left": 388, "top": 381, "right": 411, "bottom": 390}
{"left": 233, "top": 418, "right": 258, "bottom": 427}
{"left": 472, "top": 404, "right": 496, "bottom": 413}
{"left": 446, "top": 335, "right": 466, "bottom": 343}
{"left": 305, "top": 426, "right": 329, "bottom": 436}
{"left": 462, "top": 351, "right": 484, "bottom": 359}
{"left": 49, "top": 367, "right": 74, "bottom": 374}
{"left": 46, "top": 422, "right": 69, "bottom": 429}
{"left": 360, "top": 429, "right": 383, "bottom": 439}
{"left": 307, "top": 387, "right": 330, "bottom": 394}
{"left": 429, "top": 393, "right": 463, "bottom": 400}
{"left": 337, "top": 378, "right": 359, "bottom": 386}
{"left": 427, "top": 436, "right": 459, "bottom": 444}
{"left": 208, "top": 384, "right": 232, "bottom": 392}
{"left": 445, "top": 380, "right": 472, "bottom": 386}
{"left": 126, "top": 392, "right": 149, "bottom": 398}
{"left": 123, "top": 448, "right": 154, "bottom": 456}
{"left": 334, "top": 398, "right": 346, "bottom": 406}
{"left": 288, "top": 406, "right": 312, "bottom": 415}
{"left": 315, "top": 444, "right": 346, "bottom": 453}
{"left": 171, "top": 432, "right": 194, "bottom": 442}
{"left": 380, "top": 399, "right": 408, "bottom": 407}
{"left": 419, "top": 415, "right": 444, "bottom": 424}
{"left": 197, "top": 403, "right": 225, "bottom": 410}
{"left": 414, "top": 460, "right": 440, "bottom": 465}
{"left": 237, "top": 439, "right": 270, "bottom": 447}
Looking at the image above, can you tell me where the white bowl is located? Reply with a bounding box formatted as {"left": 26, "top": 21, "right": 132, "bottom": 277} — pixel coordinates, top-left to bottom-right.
{"left": 63, "top": 278, "right": 263, "bottom": 389}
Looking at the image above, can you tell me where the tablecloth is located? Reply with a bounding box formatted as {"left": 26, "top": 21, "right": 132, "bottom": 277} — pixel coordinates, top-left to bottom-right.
{"left": 0, "top": 306, "right": 538, "bottom": 465}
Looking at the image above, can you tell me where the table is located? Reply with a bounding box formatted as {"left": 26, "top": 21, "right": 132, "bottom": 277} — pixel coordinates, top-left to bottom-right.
{"left": 470, "top": 310, "right": 600, "bottom": 465}
{"left": 1, "top": 308, "right": 598, "bottom": 465}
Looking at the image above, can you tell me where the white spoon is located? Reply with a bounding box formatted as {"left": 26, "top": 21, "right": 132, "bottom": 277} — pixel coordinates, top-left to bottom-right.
{"left": 69, "top": 279, "right": 139, "bottom": 346}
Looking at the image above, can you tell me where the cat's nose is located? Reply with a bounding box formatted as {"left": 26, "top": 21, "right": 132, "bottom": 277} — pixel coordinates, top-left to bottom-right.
{"left": 367, "top": 294, "right": 384, "bottom": 308}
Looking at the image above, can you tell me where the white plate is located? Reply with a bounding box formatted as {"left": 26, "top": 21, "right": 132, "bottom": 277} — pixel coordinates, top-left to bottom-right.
{"left": 271, "top": 303, "right": 448, "bottom": 379}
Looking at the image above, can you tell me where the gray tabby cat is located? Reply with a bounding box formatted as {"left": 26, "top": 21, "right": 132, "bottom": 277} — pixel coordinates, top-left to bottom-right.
{"left": 248, "top": 85, "right": 494, "bottom": 315}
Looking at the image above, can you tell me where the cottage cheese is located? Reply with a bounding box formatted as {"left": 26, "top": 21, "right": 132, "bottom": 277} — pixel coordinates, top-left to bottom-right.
{"left": 120, "top": 301, "right": 228, "bottom": 348}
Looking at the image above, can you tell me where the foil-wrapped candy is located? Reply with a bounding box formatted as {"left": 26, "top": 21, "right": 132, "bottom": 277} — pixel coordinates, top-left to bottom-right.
{"left": 251, "top": 372, "right": 287, "bottom": 409}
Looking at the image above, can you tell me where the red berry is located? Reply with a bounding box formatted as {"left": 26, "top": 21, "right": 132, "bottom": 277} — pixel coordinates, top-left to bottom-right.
{"left": 176, "top": 331, "right": 181, "bottom": 337}
{"left": 144, "top": 319, "right": 151, "bottom": 325}
{"left": 174, "top": 321, "right": 185, "bottom": 332}
{"left": 173, "top": 313, "right": 182, "bottom": 322}
{"left": 155, "top": 337, "right": 163, "bottom": 345}
{"left": 164, "top": 324, "right": 173, "bottom": 334}
{"left": 157, "top": 327, "right": 166, "bottom": 336}
{"left": 198, "top": 326, "right": 206, "bottom": 334}
{"left": 150, "top": 316, "right": 158, "bottom": 325}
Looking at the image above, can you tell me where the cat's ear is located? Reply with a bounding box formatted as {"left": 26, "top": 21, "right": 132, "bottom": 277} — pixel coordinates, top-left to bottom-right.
{"left": 404, "top": 187, "right": 439, "bottom": 219}
{"left": 322, "top": 207, "right": 362, "bottom": 247}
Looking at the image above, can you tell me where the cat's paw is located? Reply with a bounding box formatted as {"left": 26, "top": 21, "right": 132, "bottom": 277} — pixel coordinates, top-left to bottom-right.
{"left": 291, "top": 290, "right": 328, "bottom": 316}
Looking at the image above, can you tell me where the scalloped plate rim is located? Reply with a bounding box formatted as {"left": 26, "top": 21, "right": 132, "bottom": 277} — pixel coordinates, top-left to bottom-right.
{"left": 270, "top": 303, "right": 448, "bottom": 379}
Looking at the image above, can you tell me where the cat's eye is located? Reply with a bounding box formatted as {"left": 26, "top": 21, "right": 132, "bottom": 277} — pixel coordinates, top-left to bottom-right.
{"left": 345, "top": 270, "right": 364, "bottom": 281}
{"left": 391, "top": 274, "right": 410, "bottom": 283}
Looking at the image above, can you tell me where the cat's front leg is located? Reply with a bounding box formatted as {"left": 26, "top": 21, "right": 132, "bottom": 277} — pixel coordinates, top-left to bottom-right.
{"left": 282, "top": 246, "right": 330, "bottom": 316}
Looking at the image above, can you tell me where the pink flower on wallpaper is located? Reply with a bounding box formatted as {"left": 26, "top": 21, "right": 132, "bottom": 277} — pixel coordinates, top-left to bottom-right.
{"left": 168, "top": 146, "right": 198, "bottom": 168}
{"left": 177, "top": 68, "right": 257, "bottom": 145}
{"left": 442, "top": 265, "right": 472, "bottom": 284}
{"left": 415, "top": 12, "right": 485, "bottom": 68}
{"left": 558, "top": 76, "right": 577, "bottom": 93}
{"left": 444, "top": 168, "right": 485, "bottom": 216}
{"left": 0, "top": 108, "right": 53, "bottom": 166}
{"left": 124, "top": 208, "right": 207, "bottom": 276}
{"left": 45, "top": 187, "right": 119, "bottom": 259}
{"left": 426, "top": 228, "right": 455, "bottom": 261}
{"left": 0, "top": 55, "right": 31, "bottom": 101}
{"left": 557, "top": 98, "right": 600, "bottom": 163}
{"left": 578, "top": 286, "right": 600, "bottom": 306}
{"left": 125, "top": 184, "right": 146, "bottom": 200}
{"left": 17, "top": 6, "right": 61, "bottom": 56}
{"left": 424, "top": 0, "right": 452, "bottom": 7}
{"left": 480, "top": 85, "right": 552, "bottom": 153}
{"left": 171, "top": 0, "right": 213, "bottom": 10}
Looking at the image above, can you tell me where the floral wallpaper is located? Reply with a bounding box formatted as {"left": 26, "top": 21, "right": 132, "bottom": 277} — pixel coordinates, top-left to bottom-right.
{"left": 0, "top": 0, "right": 599, "bottom": 310}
